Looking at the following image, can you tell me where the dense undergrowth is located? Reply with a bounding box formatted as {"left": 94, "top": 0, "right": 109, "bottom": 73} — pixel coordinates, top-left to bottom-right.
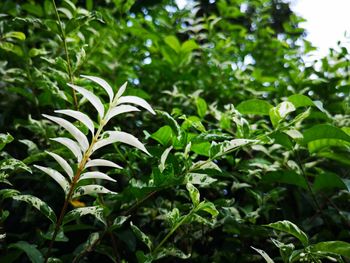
{"left": 0, "top": 0, "right": 350, "bottom": 262}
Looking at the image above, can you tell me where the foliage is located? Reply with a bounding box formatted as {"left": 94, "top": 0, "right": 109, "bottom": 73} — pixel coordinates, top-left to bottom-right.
{"left": 0, "top": 0, "right": 350, "bottom": 262}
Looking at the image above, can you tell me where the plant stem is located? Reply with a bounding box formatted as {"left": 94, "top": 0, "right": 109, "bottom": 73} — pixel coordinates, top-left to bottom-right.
{"left": 153, "top": 209, "right": 194, "bottom": 253}
{"left": 44, "top": 123, "right": 106, "bottom": 262}
{"left": 51, "top": 0, "right": 78, "bottom": 110}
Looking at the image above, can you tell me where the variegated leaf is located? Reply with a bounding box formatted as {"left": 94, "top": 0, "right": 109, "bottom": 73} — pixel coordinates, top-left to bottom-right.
{"left": 68, "top": 83, "right": 105, "bottom": 118}
{"left": 34, "top": 165, "right": 70, "bottom": 195}
{"left": 79, "top": 171, "right": 116, "bottom": 182}
{"left": 12, "top": 194, "right": 57, "bottom": 223}
{"left": 159, "top": 146, "right": 172, "bottom": 172}
{"left": 46, "top": 151, "right": 74, "bottom": 181}
{"left": 81, "top": 75, "right": 114, "bottom": 103}
{"left": 51, "top": 137, "right": 82, "bottom": 162}
{"left": 93, "top": 131, "right": 150, "bottom": 155}
{"left": 55, "top": 109, "right": 95, "bottom": 134}
{"left": 72, "top": 185, "right": 117, "bottom": 199}
{"left": 85, "top": 159, "right": 122, "bottom": 169}
{"left": 63, "top": 206, "right": 106, "bottom": 225}
{"left": 117, "top": 96, "right": 155, "bottom": 115}
{"left": 43, "top": 114, "right": 89, "bottom": 151}
{"left": 105, "top": 105, "right": 140, "bottom": 122}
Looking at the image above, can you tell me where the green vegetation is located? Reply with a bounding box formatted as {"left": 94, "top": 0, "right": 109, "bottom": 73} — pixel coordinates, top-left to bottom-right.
{"left": 0, "top": 0, "right": 349, "bottom": 262}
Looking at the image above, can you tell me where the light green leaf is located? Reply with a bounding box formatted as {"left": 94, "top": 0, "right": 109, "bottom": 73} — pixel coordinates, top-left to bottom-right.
{"left": 287, "top": 94, "right": 314, "bottom": 108}
{"left": 0, "top": 158, "right": 32, "bottom": 173}
{"left": 265, "top": 220, "right": 309, "bottom": 246}
{"left": 9, "top": 241, "right": 44, "bottom": 263}
{"left": 196, "top": 97, "right": 207, "bottom": 118}
{"left": 164, "top": 36, "right": 181, "bottom": 53}
{"left": 181, "top": 39, "right": 198, "bottom": 53}
{"left": 3, "top": 31, "right": 26, "bottom": 40}
{"left": 196, "top": 201, "right": 219, "bottom": 217}
{"left": 310, "top": 241, "right": 350, "bottom": 258}
{"left": 12, "top": 195, "right": 57, "bottom": 223}
{"left": 0, "top": 133, "right": 14, "bottom": 151}
{"left": 151, "top": 125, "right": 174, "bottom": 146}
{"left": 236, "top": 99, "right": 273, "bottom": 116}
{"left": 153, "top": 246, "right": 190, "bottom": 260}
{"left": 186, "top": 173, "right": 217, "bottom": 186}
{"left": 130, "top": 222, "right": 153, "bottom": 251}
{"left": 186, "top": 183, "right": 200, "bottom": 206}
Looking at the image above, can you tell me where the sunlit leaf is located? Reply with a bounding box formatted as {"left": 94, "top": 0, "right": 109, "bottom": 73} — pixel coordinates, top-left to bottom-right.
{"left": 63, "top": 206, "right": 106, "bottom": 225}
{"left": 46, "top": 151, "right": 74, "bottom": 181}
{"left": 251, "top": 247, "right": 275, "bottom": 263}
{"left": 236, "top": 99, "right": 273, "bottom": 115}
{"left": 85, "top": 159, "right": 122, "bottom": 169}
{"left": 50, "top": 137, "right": 82, "bottom": 162}
{"left": 79, "top": 171, "right": 116, "bottom": 182}
{"left": 105, "top": 105, "right": 140, "bottom": 122}
{"left": 81, "top": 75, "right": 114, "bottom": 102}
{"left": 55, "top": 109, "right": 95, "bottom": 134}
{"left": 43, "top": 114, "right": 89, "bottom": 151}
{"left": 72, "top": 185, "right": 117, "bottom": 199}
{"left": 159, "top": 146, "right": 172, "bottom": 173}
{"left": 130, "top": 222, "right": 153, "bottom": 251}
{"left": 186, "top": 183, "right": 200, "bottom": 206}
{"left": 68, "top": 84, "right": 105, "bottom": 118}
{"left": 34, "top": 165, "right": 70, "bottom": 195}
{"left": 310, "top": 241, "right": 350, "bottom": 258}
{"left": 117, "top": 96, "right": 155, "bottom": 115}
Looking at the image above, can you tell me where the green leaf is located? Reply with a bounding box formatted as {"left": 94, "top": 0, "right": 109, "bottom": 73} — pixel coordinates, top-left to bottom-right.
{"left": 236, "top": 99, "right": 273, "bottom": 115}
{"left": 251, "top": 247, "right": 275, "bottom": 263}
{"left": 265, "top": 220, "right": 309, "bottom": 246}
{"left": 130, "top": 222, "right": 153, "bottom": 251}
{"left": 12, "top": 195, "right": 57, "bottom": 223}
{"left": 0, "top": 189, "right": 20, "bottom": 199}
{"left": 3, "top": 31, "right": 26, "bottom": 40}
{"left": 269, "top": 101, "right": 296, "bottom": 127}
{"left": 262, "top": 171, "right": 308, "bottom": 189}
{"left": 310, "top": 241, "right": 350, "bottom": 258}
{"left": 153, "top": 246, "right": 190, "bottom": 260}
{"left": 303, "top": 124, "right": 350, "bottom": 152}
{"left": 196, "top": 201, "right": 219, "bottom": 217}
{"left": 313, "top": 172, "right": 348, "bottom": 192}
{"left": 151, "top": 125, "right": 174, "bottom": 146}
{"left": 109, "top": 216, "right": 130, "bottom": 231}
{"left": 181, "top": 39, "right": 198, "bottom": 53}
{"left": 196, "top": 97, "right": 207, "bottom": 118}
{"left": 186, "top": 183, "right": 200, "bottom": 206}
{"left": 9, "top": 241, "right": 44, "bottom": 263}
{"left": 0, "top": 133, "right": 14, "bottom": 151}
{"left": 287, "top": 94, "right": 314, "bottom": 108}
{"left": 317, "top": 151, "right": 350, "bottom": 166}
{"left": 186, "top": 173, "right": 217, "bottom": 186}
{"left": 164, "top": 36, "right": 181, "bottom": 53}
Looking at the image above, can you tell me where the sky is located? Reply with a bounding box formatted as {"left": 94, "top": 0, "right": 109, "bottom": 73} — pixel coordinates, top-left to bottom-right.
{"left": 175, "top": 0, "right": 350, "bottom": 59}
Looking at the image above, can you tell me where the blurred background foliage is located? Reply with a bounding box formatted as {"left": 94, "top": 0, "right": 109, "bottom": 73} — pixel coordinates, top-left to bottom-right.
{"left": 1, "top": 0, "right": 350, "bottom": 262}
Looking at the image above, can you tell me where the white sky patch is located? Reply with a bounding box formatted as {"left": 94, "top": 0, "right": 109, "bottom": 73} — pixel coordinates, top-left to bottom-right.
{"left": 291, "top": 0, "right": 350, "bottom": 58}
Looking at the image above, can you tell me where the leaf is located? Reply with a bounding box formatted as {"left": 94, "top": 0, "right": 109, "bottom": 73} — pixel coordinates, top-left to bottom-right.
{"left": 0, "top": 133, "right": 14, "bottom": 151}
{"left": 46, "top": 151, "right": 74, "bottom": 181}
{"left": 3, "top": 31, "right": 26, "bottom": 40}
{"left": 85, "top": 159, "right": 122, "bottom": 169}
{"left": 43, "top": 114, "right": 89, "bottom": 151}
{"left": 117, "top": 96, "right": 155, "bottom": 115}
{"left": 196, "top": 98, "right": 207, "bottom": 118}
{"left": 287, "top": 94, "right": 315, "bottom": 108}
{"left": 310, "top": 241, "right": 350, "bottom": 258}
{"left": 0, "top": 189, "right": 20, "bottom": 199}
{"left": 68, "top": 84, "right": 105, "bottom": 118}
{"left": 151, "top": 125, "right": 174, "bottom": 146}
{"left": 312, "top": 172, "right": 348, "bottom": 192}
{"left": 55, "top": 110, "right": 95, "bottom": 134}
{"left": 81, "top": 75, "right": 114, "bottom": 102}
{"left": 34, "top": 165, "right": 70, "bottom": 195}
{"left": 50, "top": 138, "right": 83, "bottom": 162}
{"left": 222, "top": 139, "right": 257, "bottom": 155}
{"left": 251, "top": 247, "right": 275, "bottom": 263}
{"left": 12, "top": 195, "right": 57, "bottom": 223}
{"left": 115, "top": 82, "right": 127, "bottom": 100}
{"left": 9, "top": 241, "right": 44, "bottom": 263}
{"left": 264, "top": 220, "right": 309, "bottom": 246}
{"left": 153, "top": 246, "right": 191, "bottom": 260}
{"left": 63, "top": 206, "right": 105, "bottom": 225}
{"left": 186, "top": 183, "right": 200, "bottom": 206}
{"left": 93, "top": 131, "right": 150, "bottom": 155}
{"left": 196, "top": 201, "right": 219, "bottom": 217}
{"left": 186, "top": 173, "right": 217, "bottom": 186}
{"left": 303, "top": 124, "right": 350, "bottom": 153}
{"left": 159, "top": 146, "right": 172, "bottom": 173}
{"left": 109, "top": 215, "right": 130, "bottom": 231}
{"left": 72, "top": 185, "right": 117, "bottom": 199}
{"left": 79, "top": 171, "right": 116, "bottom": 182}
{"left": 130, "top": 222, "right": 153, "bottom": 251}
{"left": 0, "top": 158, "right": 32, "bottom": 173}
{"left": 262, "top": 171, "right": 308, "bottom": 189}
{"left": 105, "top": 105, "right": 140, "bottom": 122}
{"left": 236, "top": 99, "right": 273, "bottom": 115}
{"left": 164, "top": 35, "right": 181, "bottom": 53}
